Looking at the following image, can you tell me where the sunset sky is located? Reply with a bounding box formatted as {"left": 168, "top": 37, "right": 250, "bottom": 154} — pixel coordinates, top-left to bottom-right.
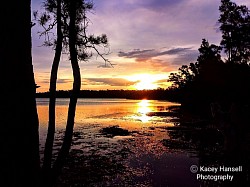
{"left": 31, "top": 0, "right": 250, "bottom": 92}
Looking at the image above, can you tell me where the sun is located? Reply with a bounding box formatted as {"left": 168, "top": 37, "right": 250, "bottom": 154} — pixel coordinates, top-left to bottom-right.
{"left": 125, "top": 74, "right": 160, "bottom": 90}
{"left": 135, "top": 79, "right": 158, "bottom": 90}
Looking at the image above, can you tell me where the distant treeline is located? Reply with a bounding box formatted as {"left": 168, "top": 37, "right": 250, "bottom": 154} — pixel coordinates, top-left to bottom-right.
{"left": 36, "top": 89, "right": 180, "bottom": 101}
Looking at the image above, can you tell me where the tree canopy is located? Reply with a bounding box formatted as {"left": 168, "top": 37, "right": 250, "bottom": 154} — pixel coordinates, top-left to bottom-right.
{"left": 35, "top": 0, "right": 109, "bottom": 62}
{"left": 168, "top": 0, "right": 250, "bottom": 111}
{"left": 219, "top": 0, "right": 250, "bottom": 64}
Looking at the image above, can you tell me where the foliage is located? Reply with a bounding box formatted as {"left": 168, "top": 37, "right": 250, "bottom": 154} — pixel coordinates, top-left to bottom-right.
{"left": 196, "top": 39, "right": 222, "bottom": 69}
{"left": 168, "top": 39, "right": 222, "bottom": 89}
{"left": 34, "top": 0, "right": 110, "bottom": 63}
{"left": 33, "top": 1, "right": 111, "bottom": 185}
{"left": 168, "top": 0, "right": 250, "bottom": 111}
{"left": 168, "top": 65, "right": 195, "bottom": 89}
{"left": 219, "top": 0, "right": 250, "bottom": 64}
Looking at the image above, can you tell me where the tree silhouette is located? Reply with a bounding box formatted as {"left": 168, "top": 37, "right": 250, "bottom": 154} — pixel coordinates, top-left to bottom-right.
{"left": 51, "top": 0, "right": 82, "bottom": 183}
{"left": 196, "top": 39, "right": 222, "bottom": 70}
{"left": 168, "top": 39, "right": 222, "bottom": 90}
{"left": 194, "top": 39, "right": 223, "bottom": 88}
{"left": 168, "top": 0, "right": 250, "bottom": 113}
{"left": 35, "top": 0, "right": 110, "bottom": 185}
{"left": 36, "top": 0, "right": 64, "bottom": 178}
{"left": 168, "top": 65, "right": 195, "bottom": 89}
{"left": 168, "top": 39, "right": 224, "bottom": 112}
{"left": 219, "top": 0, "right": 250, "bottom": 64}
{"left": 0, "top": 0, "right": 40, "bottom": 186}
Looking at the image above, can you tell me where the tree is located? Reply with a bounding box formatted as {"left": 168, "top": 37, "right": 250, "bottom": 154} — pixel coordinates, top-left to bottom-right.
{"left": 35, "top": 0, "right": 110, "bottom": 185}
{"left": 168, "top": 1, "right": 250, "bottom": 113}
{"left": 0, "top": 0, "right": 40, "bottom": 186}
{"left": 196, "top": 39, "right": 222, "bottom": 69}
{"left": 168, "top": 39, "right": 224, "bottom": 110}
{"left": 219, "top": 0, "right": 250, "bottom": 64}
{"left": 195, "top": 39, "right": 223, "bottom": 82}
{"left": 168, "top": 39, "right": 223, "bottom": 88}
{"left": 168, "top": 64, "right": 195, "bottom": 89}
{"left": 38, "top": 0, "right": 64, "bottom": 177}
{"left": 52, "top": 0, "right": 82, "bottom": 182}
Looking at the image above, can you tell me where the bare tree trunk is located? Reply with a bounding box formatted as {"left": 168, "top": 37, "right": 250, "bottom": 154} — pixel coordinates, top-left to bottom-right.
{"left": 42, "top": 0, "right": 63, "bottom": 185}
{"left": 52, "top": 0, "right": 81, "bottom": 182}
{"left": 43, "top": 0, "right": 63, "bottom": 173}
{"left": 0, "top": 0, "right": 40, "bottom": 186}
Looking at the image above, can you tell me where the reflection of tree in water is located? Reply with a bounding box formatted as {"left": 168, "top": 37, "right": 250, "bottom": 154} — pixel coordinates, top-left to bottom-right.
{"left": 54, "top": 127, "right": 134, "bottom": 186}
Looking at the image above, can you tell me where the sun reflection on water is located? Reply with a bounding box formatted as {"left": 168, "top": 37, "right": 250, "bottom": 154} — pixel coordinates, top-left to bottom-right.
{"left": 135, "top": 100, "right": 152, "bottom": 123}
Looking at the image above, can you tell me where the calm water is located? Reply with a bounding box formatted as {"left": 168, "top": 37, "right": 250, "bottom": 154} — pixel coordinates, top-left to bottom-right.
{"left": 36, "top": 98, "right": 249, "bottom": 186}
{"left": 37, "top": 98, "right": 180, "bottom": 134}
{"left": 36, "top": 98, "right": 200, "bottom": 186}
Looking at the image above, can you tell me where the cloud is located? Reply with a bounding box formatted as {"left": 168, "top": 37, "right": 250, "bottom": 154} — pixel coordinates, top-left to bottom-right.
{"left": 83, "top": 78, "right": 138, "bottom": 86}
{"left": 118, "top": 49, "right": 155, "bottom": 60}
{"left": 171, "top": 50, "right": 199, "bottom": 65}
{"left": 155, "top": 79, "right": 168, "bottom": 83}
{"left": 95, "top": 0, "right": 185, "bottom": 14}
{"left": 159, "top": 48, "right": 192, "bottom": 55}
{"left": 118, "top": 47, "right": 196, "bottom": 62}
{"left": 135, "top": 0, "right": 186, "bottom": 12}
{"left": 32, "top": 0, "right": 250, "bottom": 92}
{"left": 57, "top": 79, "right": 72, "bottom": 84}
{"left": 97, "top": 64, "right": 113, "bottom": 68}
{"left": 39, "top": 78, "right": 72, "bottom": 84}
{"left": 154, "top": 78, "right": 172, "bottom": 87}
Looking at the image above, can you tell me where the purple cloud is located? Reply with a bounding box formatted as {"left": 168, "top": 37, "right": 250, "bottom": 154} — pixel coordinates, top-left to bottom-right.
{"left": 118, "top": 47, "right": 197, "bottom": 62}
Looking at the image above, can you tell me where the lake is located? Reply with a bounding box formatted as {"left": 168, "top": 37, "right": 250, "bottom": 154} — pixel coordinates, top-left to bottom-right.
{"left": 36, "top": 98, "right": 248, "bottom": 186}
{"left": 37, "top": 98, "right": 181, "bottom": 141}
